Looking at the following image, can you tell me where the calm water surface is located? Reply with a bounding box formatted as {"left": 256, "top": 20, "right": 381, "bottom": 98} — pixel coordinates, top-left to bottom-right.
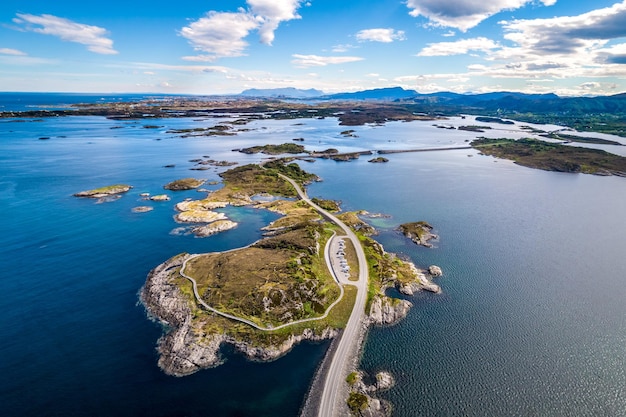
{"left": 1, "top": 104, "right": 625, "bottom": 416}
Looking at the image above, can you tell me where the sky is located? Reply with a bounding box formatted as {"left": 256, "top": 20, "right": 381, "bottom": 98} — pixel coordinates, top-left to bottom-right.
{"left": 2, "top": 0, "right": 626, "bottom": 96}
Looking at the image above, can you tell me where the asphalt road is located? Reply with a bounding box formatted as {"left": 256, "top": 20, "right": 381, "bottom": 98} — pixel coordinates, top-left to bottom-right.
{"left": 277, "top": 174, "right": 369, "bottom": 417}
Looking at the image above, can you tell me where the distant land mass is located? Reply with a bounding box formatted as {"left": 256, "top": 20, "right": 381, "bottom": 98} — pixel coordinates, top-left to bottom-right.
{"left": 239, "top": 87, "right": 325, "bottom": 98}
{"left": 4, "top": 87, "right": 626, "bottom": 137}
{"left": 324, "top": 86, "right": 418, "bottom": 100}
{"left": 234, "top": 86, "right": 626, "bottom": 118}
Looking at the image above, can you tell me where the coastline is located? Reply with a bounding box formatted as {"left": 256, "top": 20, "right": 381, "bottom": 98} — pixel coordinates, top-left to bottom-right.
{"left": 138, "top": 161, "right": 443, "bottom": 415}
{"left": 140, "top": 252, "right": 340, "bottom": 377}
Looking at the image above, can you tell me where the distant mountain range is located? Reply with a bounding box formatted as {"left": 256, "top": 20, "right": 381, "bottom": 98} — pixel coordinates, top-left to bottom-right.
{"left": 238, "top": 86, "right": 626, "bottom": 114}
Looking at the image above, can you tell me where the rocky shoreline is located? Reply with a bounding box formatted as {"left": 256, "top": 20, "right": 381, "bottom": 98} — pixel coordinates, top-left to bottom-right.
{"left": 398, "top": 221, "right": 439, "bottom": 248}
{"left": 343, "top": 246, "right": 443, "bottom": 416}
{"left": 140, "top": 253, "right": 337, "bottom": 377}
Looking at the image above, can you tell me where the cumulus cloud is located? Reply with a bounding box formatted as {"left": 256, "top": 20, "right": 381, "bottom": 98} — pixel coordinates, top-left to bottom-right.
{"left": 406, "top": 0, "right": 555, "bottom": 31}
{"left": 180, "top": 11, "right": 259, "bottom": 61}
{"left": 291, "top": 54, "right": 364, "bottom": 68}
{"left": 12, "top": 13, "right": 117, "bottom": 54}
{"left": 0, "top": 48, "right": 27, "bottom": 56}
{"left": 356, "top": 28, "right": 406, "bottom": 43}
{"left": 500, "top": 1, "right": 626, "bottom": 60}
{"left": 423, "top": 2, "right": 626, "bottom": 84}
{"left": 248, "top": 0, "right": 302, "bottom": 44}
{"left": 418, "top": 37, "right": 500, "bottom": 56}
{"left": 181, "top": 0, "right": 303, "bottom": 61}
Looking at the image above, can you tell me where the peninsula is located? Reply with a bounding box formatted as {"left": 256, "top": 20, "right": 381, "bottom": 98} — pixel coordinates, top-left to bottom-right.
{"left": 140, "top": 160, "right": 443, "bottom": 416}
{"left": 471, "top": 138, "right": 626, "bottom": 176}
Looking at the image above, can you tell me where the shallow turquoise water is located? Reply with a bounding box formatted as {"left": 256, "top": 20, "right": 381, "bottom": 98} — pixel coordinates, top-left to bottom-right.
{"left": 1, "top": 105, "right": 625, "bottom": 416}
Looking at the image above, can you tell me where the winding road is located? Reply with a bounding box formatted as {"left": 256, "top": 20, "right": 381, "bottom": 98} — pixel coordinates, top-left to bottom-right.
{"left": 179, "top": 233, "right": 346, "bottom": 331}
{"left": 180, "top": 172, "right": 369, "bottom": 416}
{"left": 277, "top": 174, "right": 369, "bottom": 417}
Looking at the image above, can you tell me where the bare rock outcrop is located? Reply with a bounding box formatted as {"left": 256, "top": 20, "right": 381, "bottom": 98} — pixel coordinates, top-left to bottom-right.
{"left": 368, "top": 295, "right": 412, "bottom": 326}
{"left": 398, "top": 221, "right": 438, "bottom": 248}
{"left": 157, "top": 317, "right": 226, "bottom": 376}
{"left": 359, "top": 397, "right": 393, "bottom": 417}
{"left": 231, "top": 327, "right": 338, "bottom": 362}
{"left": 191, "top": 220, "right": 238, "bottom": 237}
{"left": 396, "top": 263, "right": 441, "bottom": 295}
{"left": 348, "top": 371, "right": 395, "bottom": 417}
{"left": 428, "top": 265, "right": 443, "bottom": 277}
{"left": 175, "top": 210, "right": 227, "bottom": 223}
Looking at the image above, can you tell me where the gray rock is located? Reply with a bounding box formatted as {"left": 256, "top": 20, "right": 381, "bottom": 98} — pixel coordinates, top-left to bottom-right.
{"left": 428, "top": 265, "right": 443, "bottom": 277}
{"left": 369, "top": 295, "right": 412, "bottom": 326}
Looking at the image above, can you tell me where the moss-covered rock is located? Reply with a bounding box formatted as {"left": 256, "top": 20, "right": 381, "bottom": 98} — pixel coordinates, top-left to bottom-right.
{"left": 164, "top": 178, "right": 206, "bottom": 190}
{"left": 73, "top": 184, "right": 132, "bottom": 198}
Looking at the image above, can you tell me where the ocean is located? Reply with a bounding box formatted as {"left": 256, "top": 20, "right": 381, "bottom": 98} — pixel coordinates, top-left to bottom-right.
{"left": 1, "top": 94, "right": 625, "bottom": 416}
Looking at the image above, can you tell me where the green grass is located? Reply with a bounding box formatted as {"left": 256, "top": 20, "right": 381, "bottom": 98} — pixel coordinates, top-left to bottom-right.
{"left": 311, "top": 197, "right": 340, "bottom": 212}
{"left": 346, "top": 371, "right": 359, "bottom": 386}
{"left": 472, "top": 137, "right": 626, "bottom": 175}
{"left": 238, "top": 143, "right": 306, "bottom": 155}
{"left": 347, "top": 392, "right": 369, "bottom": 413}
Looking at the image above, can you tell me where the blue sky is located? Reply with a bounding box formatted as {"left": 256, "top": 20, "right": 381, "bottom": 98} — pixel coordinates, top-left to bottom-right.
{"left": 1, "top": 0, "right": 626, "bottom": 95}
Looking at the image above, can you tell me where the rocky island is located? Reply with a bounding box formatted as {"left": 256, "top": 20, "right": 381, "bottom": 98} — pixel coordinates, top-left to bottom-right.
{"left": 399, "top": 221, "right": 439, "bottom": 248}
{"left": 73, "top": 184, "right": 132, "bottom": 198}
{"left": 471, "top": 138, "right": 626, "bottom": 176}
{"left": 164, "top": 178, "right": 206, "bottom": 190}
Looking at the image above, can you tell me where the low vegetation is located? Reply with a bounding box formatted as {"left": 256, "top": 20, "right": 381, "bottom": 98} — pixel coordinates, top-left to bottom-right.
{"left": 73, "top": 184, "right": 132, "bottom": 197}
{"left": 311, "top": 197, "right": 340, "bottom": 212}
{"left": 475, "top": 116, "right": 514, "bottom": 125}
{"left": 161, "top": 162, "right": 359, "bottom": 347}
{"left": 163, "top": 178, "right": 205, "bottom": 190}
{"left": 347, "top": 392, "right": 369, "bottom": 413}
{"left": 238, "top": 143, "right": 306, "bottom": 155}
{"left": 538, "top": 132, "right": 624, "bottom": 146}
{"left": 264, "top": 159, "right": 320, "bottom": 185}
{"left": 361, "top": 235, "right": 423, "bottom": 307}
{"left": 471, "top": 137, "right": 626, "bottom": 176}
{"left": 399, "top": 221, "right": 437, "bottom": 247}
{"left": 184, "top": 222, "right": 339, "bottom": 328}
{"left": 458, "top": 125, "right": 492, "bottom": 132}
{"left": 167, "top": 125, "right": 235, "bottom": 137}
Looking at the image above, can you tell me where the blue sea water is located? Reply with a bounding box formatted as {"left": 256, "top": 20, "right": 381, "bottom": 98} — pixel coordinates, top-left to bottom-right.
{"left": 0, "top": 92, "right": 182, "bottom": 112}
{"left": 1, "top": 94, "right": 625, "bottom": 416}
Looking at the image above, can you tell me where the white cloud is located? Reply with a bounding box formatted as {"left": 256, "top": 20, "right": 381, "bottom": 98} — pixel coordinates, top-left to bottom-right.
{"left": 499, "top": 1, "right": 626, "bottom": 62}
{"left": 12, "top": 13, "right": 117, "bottom": 55}
{"left": 180, "top": 11, "right": 259, "bottom": 61}
{"left": 121, "top": 61, "right": 230, "bottom": 74}
{"left": 332, "top": 44, "right": 356, "bottom": 53}
{"left": 355, "top": 28, "right": 406, "bottom": 43}
{"left": 291, "top": 54, "right": 364, "bottom": 68}
{"left": 181, "top": 0, "right": 303, "bottom": 61}
{"left": 0, "top": 55, "right": 56, "bottom": 66}
{"left": 406, "top": 0, "right": 555, "bottom": 31}
{"left": 0, "top": 48, "right": 27, "bottom": 56}
{"left": 418, "top": 37, "right": 500, "bottom": 56}
{"left": 413, "top": 2, "right": 626, "bottom": 86}
{"left": 247, "top": 0, "right": 302, "bottom": 44}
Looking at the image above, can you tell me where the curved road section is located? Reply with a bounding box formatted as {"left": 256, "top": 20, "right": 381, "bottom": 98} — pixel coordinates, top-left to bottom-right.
{"left": 179, "top": 235, "right": 346, "bottom": 331}
{"left": 277, "top": 174, "right": 369, "bottom": 417}
{"left": 181, "top": 171, "right": 368, "bottom": 416}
